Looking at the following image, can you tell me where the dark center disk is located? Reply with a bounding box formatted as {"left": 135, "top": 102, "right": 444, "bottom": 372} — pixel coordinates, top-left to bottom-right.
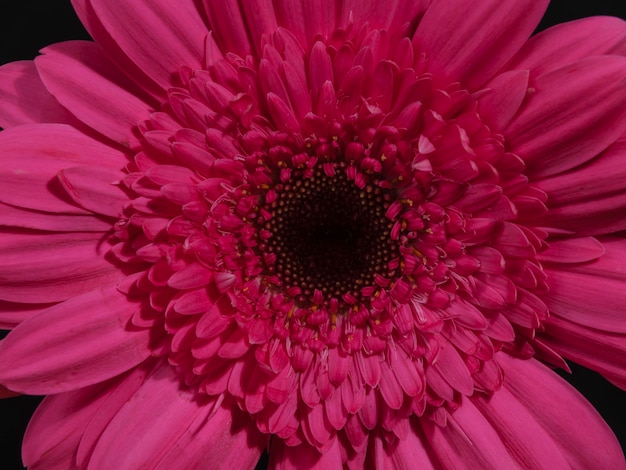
{"left": 264, "top": 168, "right": 396, "bottom": 301}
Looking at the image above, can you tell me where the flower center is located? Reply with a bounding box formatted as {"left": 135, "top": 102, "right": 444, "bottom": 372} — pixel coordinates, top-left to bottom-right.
{"left": 261, "top": 164, "right": 396, "bottom": 305}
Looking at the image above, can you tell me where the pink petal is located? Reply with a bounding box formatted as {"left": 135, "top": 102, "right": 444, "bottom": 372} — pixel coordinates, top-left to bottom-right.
{"left": 541, "top": 315, "right": 626, "bottom": 390}
{"left": 23, "top": 366, "right": 148, "bottom": 468}
{"left": 535, "top": 139, "right": 626, "bottom": 235}
{"left": 0, "top": 231, "right": 123, "bottom": 303}
{"left": 0, "top": 124, "right": 128, "bottom": 214}
{"left": 414, "top": 0, "right": 548, "bottom": 89}
{"left": 0, "top": 287, "right": 151, "bottom": 394}
{"left": 0, "top": 300, "right": 55, "bottom": 330}
{"left": 372, "top": 420, "right": 439, "bottom": 469}
{"left": 543, "top": 266, "right": 626, "bottom": 333}
{"left": 69, "top": 0, "right": 165, "bottom": 100}
{"left": 498, "top": 353, "right": 625, "bottom": 469}
{"left": 475, "top": 70, "right": 529, "bottom": 131}
{"left": 89, "top": 0, "right": 206, "bottom": 90}
{"left": 506, "top": 16, "right": 626, "bottom": 78}
{"left": 0, "top": 201, "right": 113, "bottom": 232}
{"left": 337, "top": 0, "right": 430, "bottom": 32}
{"left": 273, "top": 1, "right": 337, "bottom": 49}
{"left": 35, "top": 41, "right": 155, "bottom": 148}
{"left": 0, "top": 61, "right": 78, "bottom": 128}
{"left": 505, "top": 56, "right": 626, "bottom": 179}
{"left": 421, "top": 397, "right": 519, "bottom": 469}
{"left": 201, "top": 1, "right": 255, "bottom": 57}
{"left": 57, "top": 166, "right": 129, "bottom": 217}
{"left": 537, "top": 236, "right": 605, "bottom": 264}
{"left": 269, "top": 438, "right": 343, "bottom": 469}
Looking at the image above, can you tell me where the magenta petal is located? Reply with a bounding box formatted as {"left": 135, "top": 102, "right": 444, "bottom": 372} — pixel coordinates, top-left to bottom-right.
{"left": 0, "top": 124, "right": 128, "bottom": 214}
{"left": 0, "top": 61, "right": 78, "bottom": 128}
{"left": 537, "top": 237, "right": 605, "bottom": 264}
{"left": 421, "top": 397, "right": 518, "bottom": 469}
{"left": 35, "top": 40, "right": 155, "bottom": 148}
{"left": 506, "top": 16, "right": 626, "bottom": 78}
{"left": 57, "top": 166, "right": 130, "bottom": 217}
{"left": 414, "top": 0, "right": 548, "bottom": 89}
{"left": 89, "top": 0, "right": 206, "bottom": 90}
{"left": 541, "top": 315, "right": 626, "bottom": 390}
{"left": 88, "top": 364, "right": 257, "bottom": 469}
{"left": 376, "top": 420, "right": 438, "bottom": 469}
{"left": 0, "top": 231, "right": 123, "bottom": 303}
{"left": 21, "top": 368, "right": 146, "bottom": 468}
{"left": 498, "top": 354, "right": 626, "bottom": 469}
{"left": 154, "top": 404, "right": 265, "bottom": 470}
{"left": 337, "top": 0, "right": 429, "bottom": 32}
{"left": 536, "top": 139, "right": 626, "bottom": 235}
{"left": 0, "top": 201, "right": 112, "bottom": 232}
{"left": 506, "top": 56, "right": 626, "bottom": 179}
{"left": 0, "top": 287, "right": 151, "bottom": 394}
{"left": 0, "top": 300, "right": 55, "bottom": 330}
{"left": 543, "top": 266, "right": 626, "bottom": 334}
{"left": 476, "top": 70, "right": 529, "bottom": 132}
{"left": 269, "top": 438, "right": 343, "bottom": 469}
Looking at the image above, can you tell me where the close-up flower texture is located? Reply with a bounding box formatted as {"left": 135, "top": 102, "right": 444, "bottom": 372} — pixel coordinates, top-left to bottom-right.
{"left": 1, "top": 0, "right": 626, "bottom": 468}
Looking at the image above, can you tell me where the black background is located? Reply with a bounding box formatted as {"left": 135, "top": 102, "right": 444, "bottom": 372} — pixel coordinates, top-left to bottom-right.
{"left": 1, "top": 1, "right": 625, "bottom": 469}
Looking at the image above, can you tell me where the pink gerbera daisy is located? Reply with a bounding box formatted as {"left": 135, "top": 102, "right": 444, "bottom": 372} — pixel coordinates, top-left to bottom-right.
{"left": 1, "top": 0, "right": 625, "bottom": 468}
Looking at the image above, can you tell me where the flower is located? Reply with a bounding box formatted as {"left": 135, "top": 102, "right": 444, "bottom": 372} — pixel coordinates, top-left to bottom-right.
{"left": 1, "top": 0, "right": 625, "bottom": 468}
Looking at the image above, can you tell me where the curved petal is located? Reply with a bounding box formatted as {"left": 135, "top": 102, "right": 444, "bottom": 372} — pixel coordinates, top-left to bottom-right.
{"left": 272, "top": 1, "right": 336, "bottom": 49}
{"left": 476, "top": 70, "right": 529, "bottom": 132}
{"left": 0, "top": 61, "right": 78, "bottom": 128}
{"left": 337, "top": 0, "right": 430, "bottom": 33}
{"left": 0, "top": 231, "right": 123, "bottom": 303}
{"left": 35, "top": 40, "right": 155, "bottom": 149}
{"left": 541, "top": 315, "right": 626, "bottom": 390}
{"left": 505, "top": 56, "right": 626, "bottom": 179}
{"left": 22, "top": 366, "right": 148, "bottom": 468}
{"left": 87, "top": 364, "right": 262, "bottom": 469}
{"left": 414, "top": 0, "right": 549, "bottom": 89}
{"left": 0, "top": 287, "right": 152, "bottom": 394}
{"left": 89, "top": 0, "right": 206, "bottom": 91}
{"left": 57, "top": 166, "right": 130, "bottom": 217}
{"left": 0, "top": 300, "right": 56, "bottom": 330}
{"left": 498, "top": 354, "right": 626, "bottom": 469}
{"left": 269, "top": 438, "right": 343, "bottom": 469}
{"left": 535, "top": 140, "right": 626, "bottom": 235}
{"left": 0, "top": 124, "right": 129, "bottom": 214}
{"left": 0, "top": 202, "right": 113, "bottom": 233}
{"left": 506, "top": 16, "right": 626, "bottom": 78}
{"left": 373, "top": 420, "right": 440, "bottom": 469}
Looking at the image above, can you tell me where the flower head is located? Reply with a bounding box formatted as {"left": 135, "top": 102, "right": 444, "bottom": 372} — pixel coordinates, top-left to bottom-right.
{"left": 1, "top": 0, "right": 625, "bottom": 468}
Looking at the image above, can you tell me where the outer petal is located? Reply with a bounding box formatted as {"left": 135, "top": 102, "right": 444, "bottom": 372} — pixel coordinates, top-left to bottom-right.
{"left": 337, "top": 0, "right": 430, "bottom": 33}
{"left": 0, "top": 287, "right": 152, "bottom": 394}
{"left": 506, "top": 16, "right": 626, "bottom": 77}
{"left": 0, "top": 124, "right": 129, "bottom": 214}
{"left": 0, "top": 300, "right": 55, "bottom": 330}
{"left": 35, "top": 40, "right": 155, "bottom": 149}
{"left": 269, "top": 438, "right": 343, "bottom": 469}
{"left": 89, "top": 0, "right": 206, "bottom": 91}
{"left": 505, "top": 56, "right": 626, "bottom": 179}
{"left": 88, "top": 364, "right": 263, "bottom": 469}
{"left": 414, "top": 0, "right": 548, "bottom": 89}
{"left": 0, "top": 61, "right": 78, "bottom": 128}
{"left": 372, "top": 421, "right": 440, "bottom": 469}
{"left": 0, "top": 231, "right": 123, "bottom": 303}
{"left": 498, "top": 354, "right": 626, "bottom": 469}
{"left": 0, "top": 202, "right": 113, "bottom": 233}
{"left": 535, "top": 140, "right": 626, "bottom": 235}
{"left": 22, "top": 366, "right": 149, "bottom": 469}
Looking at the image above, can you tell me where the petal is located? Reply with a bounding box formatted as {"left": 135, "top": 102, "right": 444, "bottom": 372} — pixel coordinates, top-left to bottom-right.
{"left": 0, "top": 300, "right": 54, "bottom": 330}
{"left": 421, "top": 398, "right": 519, "bottom": 469}
{"left": 154, "top": 404, "right": 264, "bottom": 470}
{"left": 22, "top": 366, "right": 148, "bottom": 468}
{"left": 337, "top": 0, "right": 430, "bottom": 32}
{"left": 35, "top": 40, "right": 155, "bottom": 148}
{"left": 0, "top": 287, "right": 151, "bottom": 394}
{"left": 0, "top": 231, "right": 123, "bottom": 303}
{"left": 373, "top": 420, "right": 439, "bottom": 469}
{"left": 506, "top": 16, "right": 626, "bottom": 78}
{"left": 498, "top": 353, "right": 626, "bottom": 469}
{"left": 505, "top": 56, "right": 626, "bottom": 179}
{"left": 0, "top": 124, "right": 128, "bottom": 214}
{"left": 273, "top": 1, "right": 337, "bottom": 49}
{"left": 57, "top": 166, "right": 130, "bottom": 217}
{"left": 0, "top": 201, "right": 113, "bottom": 232}
{"left": 475, "top": 70, "right": 529, "bottom": 132}
{"left": 0, "top": 61, "right": 78, "bottom": 128}
{"left": 537, "top": 236, "right": 605, "bottom": 264}
{"left": 201, "top": 1, "right": 257, "bottom": 57}
{"left": 89, "top": 0, "right": 206, "bottom": 91}
{"left": 543, "top": 266, "right": 626, "bottom": 333}
{"left": 269, "top": 438, "right": 343, "bottom": 469}
{"left": 414, "top": 0, "right": 548, "bottom": 89}
{"left": 535, "top": 139, "right": 626, "bottom": 235}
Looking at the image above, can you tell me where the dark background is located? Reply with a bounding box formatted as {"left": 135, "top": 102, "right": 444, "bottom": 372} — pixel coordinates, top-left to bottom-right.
{"left": 1, "top": 1, "right": 625, "bottom": 469}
